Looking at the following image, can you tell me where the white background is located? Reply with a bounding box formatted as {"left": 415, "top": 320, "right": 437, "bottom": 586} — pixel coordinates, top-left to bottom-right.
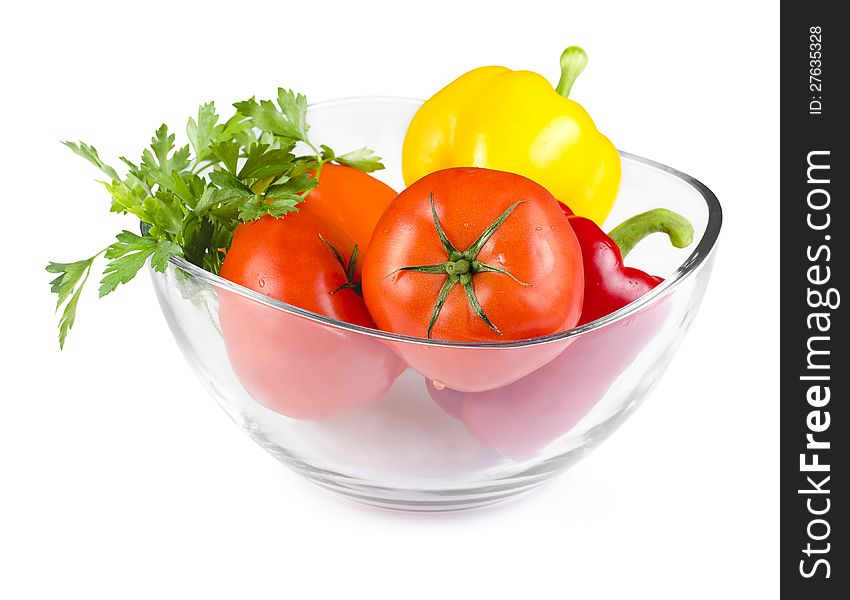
{"left": 1, "top": 1, "right": 778, "bottom": 598}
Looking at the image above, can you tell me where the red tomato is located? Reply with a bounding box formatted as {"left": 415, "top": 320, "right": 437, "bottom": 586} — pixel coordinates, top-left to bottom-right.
{"left": 221, "top": 210, "right": 371, "bottom": 326}
{"left": 218, "top": 211, "right": 403, "bottom": 420}
{"left": 300, "top": 163, "right": 398, "bottom": 255}
{"left": 362, "top": 167, "right": 584, "bottom": 342}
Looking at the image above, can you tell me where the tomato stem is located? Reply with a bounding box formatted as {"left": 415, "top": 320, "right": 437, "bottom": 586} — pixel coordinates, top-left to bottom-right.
{"left": 389, "top": 194, "right": 532, "bottom": 338}
{"left": 319, "top": 233, "right": 362, "bottom": 296}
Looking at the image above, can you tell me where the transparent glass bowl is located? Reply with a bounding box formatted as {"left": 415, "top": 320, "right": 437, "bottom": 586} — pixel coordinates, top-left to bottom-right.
{"left": 151, "top": 97, "right": 722, "bottom": 511}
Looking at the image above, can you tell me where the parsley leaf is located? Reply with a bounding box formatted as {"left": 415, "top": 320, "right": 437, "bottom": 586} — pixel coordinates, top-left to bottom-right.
{"left": 187, "top": 102, "right": 219, "bottom": 161}
{"left": 237, "top": 143, "right": 295, "bottom": 180}
{"left": 209, "top": 169, "right": 253, "bottom": 195}
{"left": 99, "top": 178, "right": 149, "bottom": 220}
{"left": 142, "top": 125, "right": 191, "bottom": 181}
{"left": 46, "top": 255, "right": 102, "bottom": 350}
{"left": 99, "top": 232, "right": 182, "bottom": 296}
{"left": 143, "top": 191, "right": 186, "bottom": 236}
{"left": 50, "top": 87, "right": 385, "bottom": 348}
{"left": 233, "top": 98, "right": 301, "bottom": 142}
{"left": 335, "top": 147, "right": 385, "bottom": 172}
{"left": 176, "top": 215, "right": 216, "bottom": 270}
{"left": 265, "top": 174, "right": 318, "bottom": 200}
{"left": 238, "top": 194, "right": 302, "bottom": 221}
{"left": 233, "top": 88, "right": 309, "bottom": 144}
{"left": 276, "top": 88, "right": 309, "bottom": 141}
{"left": 211, "top": 140, "right": 241, "bottom": 174}
{"left": 62, "top": 141, "right": 121, "bottom": 181}
{"left": 319, "top": 145, "right": 336, "bottom": 162}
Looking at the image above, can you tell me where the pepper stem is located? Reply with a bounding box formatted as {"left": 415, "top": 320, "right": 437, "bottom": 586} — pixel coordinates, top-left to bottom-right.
{"left": 607, "top": 208, "right": 694, "bottom": 259}
{"left": 555, "top": 46, "right": 588, "bottom": 98}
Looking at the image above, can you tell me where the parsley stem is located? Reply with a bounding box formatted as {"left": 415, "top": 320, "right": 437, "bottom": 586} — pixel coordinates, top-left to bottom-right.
{"left": 305, "top": 139, "right": 325, "bottom": 181}
{"left": 191, "top": 160, "right": 211, "bottom": 176}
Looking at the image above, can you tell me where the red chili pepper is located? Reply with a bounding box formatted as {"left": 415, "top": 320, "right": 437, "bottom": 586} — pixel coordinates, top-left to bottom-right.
{"left": 425, "top": 206, "right": 694, "bottom": 459}
{"left": 559, "top": 204, "right": 694, "bottom": 325}
{"left": 427, "top": 298, "right": 671, "bottom": 459}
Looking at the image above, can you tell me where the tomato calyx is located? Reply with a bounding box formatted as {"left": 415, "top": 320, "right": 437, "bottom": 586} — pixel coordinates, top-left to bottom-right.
{"left": 319, "top": 234, "right": 362, "bottom": 296}
{"left": 388, "top": 193, "right": 532, "bottom": 338}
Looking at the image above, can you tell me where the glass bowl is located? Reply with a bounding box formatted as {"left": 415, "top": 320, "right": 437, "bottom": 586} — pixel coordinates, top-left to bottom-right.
{"left": 151, "top": 97, "right": 722, "bottom": 511}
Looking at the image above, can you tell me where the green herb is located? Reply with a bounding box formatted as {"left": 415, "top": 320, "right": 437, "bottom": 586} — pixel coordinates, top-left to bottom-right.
{"left": 48, "top": 89, "right": 384, "bottom": 348}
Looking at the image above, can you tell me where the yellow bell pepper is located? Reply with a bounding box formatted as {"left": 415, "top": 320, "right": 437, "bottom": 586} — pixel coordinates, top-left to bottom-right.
{"left": 402, "top": 47, "right": 621, "bottom": 225}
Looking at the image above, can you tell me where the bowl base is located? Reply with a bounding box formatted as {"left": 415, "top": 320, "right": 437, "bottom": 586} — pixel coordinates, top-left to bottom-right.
{"left": 239, "top": 395, "right": 642, "bottom": 512}
{"left": 302, "top": 471, "right": 550, "bottom": 513}
{"left": 260, "top": 442, "right": 588, "bottom": 512}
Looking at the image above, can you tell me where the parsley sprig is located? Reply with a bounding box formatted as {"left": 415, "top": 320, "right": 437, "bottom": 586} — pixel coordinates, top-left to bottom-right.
{"left": 48, "top": 89, "right": 384, "bottom": 348}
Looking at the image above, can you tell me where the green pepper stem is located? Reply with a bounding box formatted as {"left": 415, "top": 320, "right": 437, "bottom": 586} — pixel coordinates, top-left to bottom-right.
{"left": 607, "top": 208, "right": 694, "bottom": 259}
{"left": 555, "top": 46, "right": 588, "bottom": 98}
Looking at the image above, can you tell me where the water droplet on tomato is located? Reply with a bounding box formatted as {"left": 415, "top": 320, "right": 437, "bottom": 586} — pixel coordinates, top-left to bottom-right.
{"left": 258, "top": 278, "right": 265, "bottom": 288}
{"left": 432, "top": 380, "right": 446, "bottom": 390}
{"left": 534, "top": 226, "right": 543, "bottom": 231}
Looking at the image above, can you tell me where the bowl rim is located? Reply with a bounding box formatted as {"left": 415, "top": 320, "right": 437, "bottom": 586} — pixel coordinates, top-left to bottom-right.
{"left": 165, "top": 96, "right": 723, "bottom": 349}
